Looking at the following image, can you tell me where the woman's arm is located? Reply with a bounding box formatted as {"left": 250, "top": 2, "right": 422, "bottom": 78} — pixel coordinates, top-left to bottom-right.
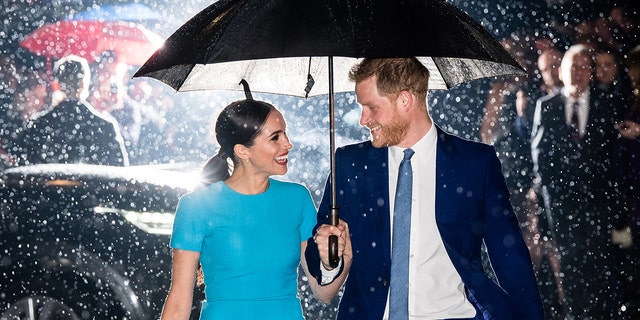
{"left": 160, "top": 249, "right": 201, "bottom": 320}
{"left": 300, "top": 219, "right": 352, "bottom": 304}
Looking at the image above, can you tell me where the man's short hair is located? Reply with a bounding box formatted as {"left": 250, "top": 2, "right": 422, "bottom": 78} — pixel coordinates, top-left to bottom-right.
{"left": 348, "top": 58, "right": 430, "bottom": 101}
{"left": 54, "top": 55, "right": 91, "bottom": 94}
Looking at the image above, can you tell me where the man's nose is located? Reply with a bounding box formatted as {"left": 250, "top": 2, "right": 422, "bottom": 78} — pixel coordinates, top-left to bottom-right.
{"left": 359, "top": 109, "right": 369, "bottom": 126}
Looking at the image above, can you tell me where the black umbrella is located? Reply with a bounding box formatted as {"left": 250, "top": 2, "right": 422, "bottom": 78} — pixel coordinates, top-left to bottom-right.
{"left": 134, "top": 0, "right": 525, "bottom": 266}
{"left": 134, "top": 0, "right": 524, "bottom": 93}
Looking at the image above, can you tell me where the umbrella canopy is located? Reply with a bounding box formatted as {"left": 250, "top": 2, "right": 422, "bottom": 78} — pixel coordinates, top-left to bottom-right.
{"left": 134, "top": 0, "right": 525, "bottom": 96}
{"left": 67, "top": 3, "right": 163, "bottom": 24}
{"left": 20, "top": 20, "right": 164, "bottom": 66}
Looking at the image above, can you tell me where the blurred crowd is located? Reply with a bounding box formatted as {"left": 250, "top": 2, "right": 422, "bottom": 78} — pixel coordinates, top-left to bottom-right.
{"left": 0, "top": 49, "right": 210, "bottom": 168}
{"left": 478, "top": 4, "right": 640, "bottom": 319}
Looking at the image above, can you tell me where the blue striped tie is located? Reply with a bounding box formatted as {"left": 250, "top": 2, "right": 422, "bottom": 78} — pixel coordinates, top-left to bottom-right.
{"left": 389, "top": 148, "right": 414, "bottom": 320}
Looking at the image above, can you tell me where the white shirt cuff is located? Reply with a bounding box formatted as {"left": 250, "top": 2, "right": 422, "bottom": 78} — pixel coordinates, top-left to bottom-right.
{"left": 320, "top": 259, "right": 342, "bottom": 285}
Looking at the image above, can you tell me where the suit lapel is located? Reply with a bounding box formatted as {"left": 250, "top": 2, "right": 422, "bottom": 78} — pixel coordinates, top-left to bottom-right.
{"left": 367, "top": 145, "right": 392, "bottom": 266}
{"left": 434, "top": 126, "right": 458, "bottom": 226}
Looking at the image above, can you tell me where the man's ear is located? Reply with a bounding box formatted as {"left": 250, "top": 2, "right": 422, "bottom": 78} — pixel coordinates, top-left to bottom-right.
{"left": 233, "top": 144, "right": 250, "bottom": 161}
{"left": 398, "top": 90, "right": 413, "bottom": 109}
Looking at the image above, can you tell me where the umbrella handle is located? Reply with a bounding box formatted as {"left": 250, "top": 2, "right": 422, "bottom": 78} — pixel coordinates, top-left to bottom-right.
{"left": 328, "top": 205, "right": 340, "bottom": 268}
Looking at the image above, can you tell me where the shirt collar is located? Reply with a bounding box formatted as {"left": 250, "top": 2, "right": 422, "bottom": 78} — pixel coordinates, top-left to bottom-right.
{"left": 562, "top": 87, "right": 590, "bottom": 107}
{"left": 389, "top": 124, "right": 437, "bottom": 163}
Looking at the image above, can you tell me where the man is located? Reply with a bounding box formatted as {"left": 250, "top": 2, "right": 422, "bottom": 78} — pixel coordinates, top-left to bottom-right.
{"left": 479, "top": 45, "right": 567, "bottom": 316}
{"left": 13, "top": 55, "right": 129, "bottom": 167}
{"left": 613, "top": 47, "right": 640, "bottom": 318}
{"left": 306, "top": 58, "right": 543, "bottom": 320}
{"left": 90, "top": 50, "right": 142, "bottom": 159}
{"left": 593, "top": 50, "right": 633, "bottom": 123}
{"left": 531, "top": 44, "right": 622, "bottom": 318}
{"left": 0, "top": 54, "right": 19, "bottom": 160}
{"left": 537, "top": 48, "right": 564, "bottom": 97}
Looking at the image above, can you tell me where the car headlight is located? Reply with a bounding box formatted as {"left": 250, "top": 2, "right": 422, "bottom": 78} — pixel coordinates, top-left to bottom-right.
{"left": 94, "top": 206, "right": 174, "bottom": 235}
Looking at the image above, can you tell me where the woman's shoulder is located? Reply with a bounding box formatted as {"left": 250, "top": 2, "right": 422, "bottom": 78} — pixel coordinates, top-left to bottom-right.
{"left": 181, "top": 181, "right": 226, "bottom": 202}
{"left": 269, "top": 178, "right": 310, "bottom": 194}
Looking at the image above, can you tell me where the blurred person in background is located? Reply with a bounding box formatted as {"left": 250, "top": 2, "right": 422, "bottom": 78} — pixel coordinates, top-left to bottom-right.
{"left": 125, "top": 77, "right": 169, "bottom": 165}
{"left": 89, "top": 51, "right": 128, "bottom": 114}
{"left": 12, "top": 55, "right": 128, "bottom": 166}
{"left": 530, "top": 45, "right": 568, "bottom": 318}
{"left": 593, "top": 48, "right": 634, "bottom": 116}
{"left": 481, "top": 39, "right": 566, "bottom": 318}
{"left": 0, "top": 54, "right": 18, "bottom": 107}
{"left": 593, "top": 5, "right": 639, "bottom": 55}
{"left": 537, "top": 48, "right": 564, "bottom": 97}
{"left": 531, "top": 44, "right": 623, "bottom": 318}
{"left": 0, "top": 54, "right": 19, "bottom": 160}
{"left": 12, "top": 71, "right": 50, "bottom": 123}
{"left": 480, "top": 39, "right": 535, "bottom": 237}
{"left": 90, "top": 50, "right": 142, "bottom": 160}
{"left": 593, "top": 49, "right": 633, "bottom": 114}
{"left": 612, "top": 45, "right": 640, "bottom": 318}
{"left": 594, "top": 50, "right": 623, "bottom": 90}
{"left": 0, "top": 58, "right": 49, "bottom": 167}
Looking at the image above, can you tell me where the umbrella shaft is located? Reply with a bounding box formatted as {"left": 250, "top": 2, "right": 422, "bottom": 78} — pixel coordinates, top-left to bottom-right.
{"left": 329, "top": 56, "right": 337, "bottom": 207}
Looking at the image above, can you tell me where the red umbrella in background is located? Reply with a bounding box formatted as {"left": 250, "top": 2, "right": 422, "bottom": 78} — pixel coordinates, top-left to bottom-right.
{"left": 20, "top": 20, "right": 164, "bottom": 67}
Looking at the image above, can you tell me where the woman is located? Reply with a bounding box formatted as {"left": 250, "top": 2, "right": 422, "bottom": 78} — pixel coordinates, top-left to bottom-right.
{"left": 160, "top": 99, "right": 350, "bottom": 320}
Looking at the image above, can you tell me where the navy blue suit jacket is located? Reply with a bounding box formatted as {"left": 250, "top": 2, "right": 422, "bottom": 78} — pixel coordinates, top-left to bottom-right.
{"left": 306, "top": 127, "right": 543, "bottom": 320}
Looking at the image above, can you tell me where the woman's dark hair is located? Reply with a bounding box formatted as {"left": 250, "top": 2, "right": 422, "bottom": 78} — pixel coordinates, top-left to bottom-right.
{"left": 200, "top": 99, "right": 276, "bottom": 185}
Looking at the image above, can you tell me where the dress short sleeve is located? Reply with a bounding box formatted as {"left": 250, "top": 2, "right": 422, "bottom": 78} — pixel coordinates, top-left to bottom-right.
{"left": 170, "top": 192, "right": 208, "bottom": 252}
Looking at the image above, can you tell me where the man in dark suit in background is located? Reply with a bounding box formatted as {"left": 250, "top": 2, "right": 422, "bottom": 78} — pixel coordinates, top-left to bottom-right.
{"left": 531, "top": 44, "right": 623, "bottom": 318}
{"left": 13, "top": 55, "right": 128, "bottom": 167}
{"left": 306, "top": 58, "right": 543, "bottom": 320}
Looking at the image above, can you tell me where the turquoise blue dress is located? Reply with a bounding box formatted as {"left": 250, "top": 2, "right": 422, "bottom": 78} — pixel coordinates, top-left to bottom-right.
{"left": 170, "top": 178, "right": 317, "bottom": 320}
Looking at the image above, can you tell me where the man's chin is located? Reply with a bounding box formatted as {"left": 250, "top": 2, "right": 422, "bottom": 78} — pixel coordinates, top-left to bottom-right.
{"left": 370, "top": 137, "right": 386, "bottom": 148}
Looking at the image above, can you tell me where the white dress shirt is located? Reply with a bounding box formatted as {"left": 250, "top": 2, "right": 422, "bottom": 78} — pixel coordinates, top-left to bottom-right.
{"left": 383, "top": 125, "right": 476, "bottom": 319}
{"left": 563, "top": 89, "right": 590, "bottom": 138}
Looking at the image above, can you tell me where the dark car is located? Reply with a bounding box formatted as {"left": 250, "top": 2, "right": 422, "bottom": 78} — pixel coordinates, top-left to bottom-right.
{"left": 0, "top": 163, "right": 202, "bottom": 319}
